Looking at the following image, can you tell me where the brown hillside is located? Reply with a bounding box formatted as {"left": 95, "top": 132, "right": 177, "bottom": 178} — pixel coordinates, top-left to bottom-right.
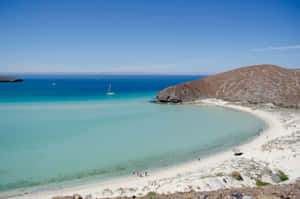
{"left": 156, "top": 64, "right": 300, "bottom": 106}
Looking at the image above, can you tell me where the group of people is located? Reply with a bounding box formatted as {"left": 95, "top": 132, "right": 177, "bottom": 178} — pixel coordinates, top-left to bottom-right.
{"left": 132, "top": 171, "right": 148, "bottom": 177}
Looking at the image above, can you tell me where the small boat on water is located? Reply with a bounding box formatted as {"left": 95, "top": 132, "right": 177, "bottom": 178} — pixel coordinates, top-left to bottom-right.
{"left": 106, "top": 83, "right": 116, "bottom": 95}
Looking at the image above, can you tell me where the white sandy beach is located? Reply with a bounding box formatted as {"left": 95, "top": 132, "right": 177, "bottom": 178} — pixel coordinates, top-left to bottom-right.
{"left": 7, "top": 99, "right": 300, "bottom": 199}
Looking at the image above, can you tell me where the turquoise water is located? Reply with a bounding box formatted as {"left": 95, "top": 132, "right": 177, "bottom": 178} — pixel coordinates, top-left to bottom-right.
{"left": 0, "top": 75, "right": 266, "bottom": 194}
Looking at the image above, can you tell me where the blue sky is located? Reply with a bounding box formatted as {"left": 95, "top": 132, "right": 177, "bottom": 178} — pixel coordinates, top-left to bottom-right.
{"left": 0, "top": 0, "right": 299, "bottom": 74}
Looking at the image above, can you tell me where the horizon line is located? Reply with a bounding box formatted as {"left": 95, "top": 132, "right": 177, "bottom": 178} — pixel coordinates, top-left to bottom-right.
{"left": 0, "top": 72, "right": 213, "bottom": 76}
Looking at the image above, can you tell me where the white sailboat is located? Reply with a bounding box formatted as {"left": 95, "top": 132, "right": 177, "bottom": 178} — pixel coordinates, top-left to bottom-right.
{"left": 106, "top": 83, "right": 116, "bottom": 95}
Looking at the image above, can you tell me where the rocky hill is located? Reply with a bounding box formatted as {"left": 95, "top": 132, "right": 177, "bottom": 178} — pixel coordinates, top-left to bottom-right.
{"left": 156, "top": 64, "right": 300, "bottom": 106}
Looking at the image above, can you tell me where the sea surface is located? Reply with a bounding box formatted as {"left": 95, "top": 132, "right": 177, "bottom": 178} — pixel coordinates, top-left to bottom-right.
{"left": 0, "top": 75, "right": 266, "bottom": 194}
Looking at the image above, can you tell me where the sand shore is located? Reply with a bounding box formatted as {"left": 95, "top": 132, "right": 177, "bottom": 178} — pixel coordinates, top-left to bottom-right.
{"left": 6, "top": 99, "right": 300, "bottom": 199}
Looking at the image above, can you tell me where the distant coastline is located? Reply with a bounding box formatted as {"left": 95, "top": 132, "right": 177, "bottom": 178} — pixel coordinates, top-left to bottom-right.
{"left": 0, "top": 77, "right": 23, "bottom": 82}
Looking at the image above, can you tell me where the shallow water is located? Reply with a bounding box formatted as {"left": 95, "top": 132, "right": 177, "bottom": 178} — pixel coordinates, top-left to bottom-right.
{"left": 0, "top": 75, "right": 266, "bottom": 193}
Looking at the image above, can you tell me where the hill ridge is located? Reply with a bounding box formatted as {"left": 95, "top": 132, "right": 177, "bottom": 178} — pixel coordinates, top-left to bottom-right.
{"left": 156, "top": 64, "right": 300, "bottom": 106}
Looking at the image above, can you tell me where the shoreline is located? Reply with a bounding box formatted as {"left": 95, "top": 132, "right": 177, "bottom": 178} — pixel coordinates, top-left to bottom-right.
{"left": 5, "top": 99, "right": 300, "bottom": 199}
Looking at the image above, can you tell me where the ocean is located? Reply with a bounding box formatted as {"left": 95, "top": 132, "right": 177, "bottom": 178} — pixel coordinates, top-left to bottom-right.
{"left": 0, "top": 75, "right": 266, "bottom": 194}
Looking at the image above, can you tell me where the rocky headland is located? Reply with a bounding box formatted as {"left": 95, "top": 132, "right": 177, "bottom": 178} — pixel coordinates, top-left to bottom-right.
{"left": 0, "top": 77, "right": 23, "bottom": 82}
{"left": 156, "top": 64, "right": 300, "bottom": 107}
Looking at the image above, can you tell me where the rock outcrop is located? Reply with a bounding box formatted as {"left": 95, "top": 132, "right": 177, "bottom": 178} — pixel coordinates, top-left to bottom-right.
{"left": 156, "top": 64, "right": 300, "bottom": 106}
{"left": 0, "top": 77, "right": 23, "bottom": 82}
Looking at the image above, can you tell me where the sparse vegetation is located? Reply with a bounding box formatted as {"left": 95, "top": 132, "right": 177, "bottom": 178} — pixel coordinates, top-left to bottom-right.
{"left": 145, "top": 191, "right": 157, "bottom": 198}
{"left": 256, "top": 180, "right": 271, "bottom": 186}
{"left": 50, "top": 181, "right": 300, "bottom": 199}
{"left": 274, "top": 103, "right": 298, "bottom": 109}
{"left": 215, "top": 172, "right": 225, "bottom": 176}
{"left": 229, "top": 171, "right": 243, "bottom": 181}
{"left": 278, "top": 170, "right": 288, "bottom": 182}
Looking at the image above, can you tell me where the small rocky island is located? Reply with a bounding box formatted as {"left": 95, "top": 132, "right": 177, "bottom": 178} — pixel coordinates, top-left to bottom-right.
{"left": 0, "top": 77, "right": 23, "bottom": 82}
{"left": 156, "top": 64, "right": 300, "bottom": 106}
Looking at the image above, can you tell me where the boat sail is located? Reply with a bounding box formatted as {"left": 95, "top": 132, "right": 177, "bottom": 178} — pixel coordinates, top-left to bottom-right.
{"left": 106, "top": 83, "right": 116, "bottom": 95}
